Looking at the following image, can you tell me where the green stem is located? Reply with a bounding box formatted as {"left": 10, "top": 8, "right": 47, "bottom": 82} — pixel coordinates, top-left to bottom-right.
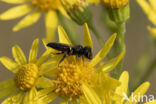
{"left": 88, "top": 22, "right": 105, "bottom": 46}
{"left": 118, "top": 23, "right": 126, "bottom": 52}
{"left": 113, "top": 22, "right": 126, "bottom": 79}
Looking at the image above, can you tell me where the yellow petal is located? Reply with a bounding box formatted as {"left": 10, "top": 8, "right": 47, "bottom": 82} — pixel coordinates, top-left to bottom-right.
{"left": 12, "top": 45, "right": 27, "bottom": 65}
{"left": 60, "top": 98, "right": 69, "bottom": 104}
{"left": 149, "top": 0, "right": 156, "bottom": 11}
{"left": 94, "top": 72, "right": 120, "bottom": 101}
{"left": 23, "top": 87, "right": 37, "bottom": 104}
{"left": 42, "top": 38, "right": 49, "bottom": 49}
{"left": 137, "top": 0, "right": 151, "bottom": 14}
{"left": 100, "top": 72, "right": 120, "bottom": 89}
{"left": 31, "top": 98, "right": 47, "bottom": 104}
{"left": 90, "top": 33, "right": 117, "bottom": 67}
{"left": 28, "top": 88, "right": 54, "bottom": 104}
{"left": 29, "top": 38, "right": 39, "bottom": 63}
{"left": 36, "top": 50, "right": 52, "bottom": 66}
{"left": 0, "top": 56, "right": 18, "bottom": 73}
{"left": 36, "top": 77, "right": 54, "bottom": 88}
{"left": 58, "top": 26, "right": 72, "bottom": 44}
{"left": 125, "top": 82, "right": 150, "bottom": 104}
{"left": 80, "top": 96, "right": 89, "bottom": 104}
{"left": 44, "top": 69, "right": 58, "bottom": 77}
{"left": 0, "top": 5, "right": 32, "bottom": 20}
{"left": 39, "top": 60, "right": 58, "bottom": 75}
{"left": 116, "top": 71, "right": 129, "bottom": 98}
{"left": 0, "top": 79, "right": 15, "bottom": 99}
{"left": 38, "top": 87, "right": 55, "bottom": 98}
{"left": 148, "top": 11, "right": 156, "bottom": 25}
{"left": 0, "top": 79, "right": 14, "bottom": 89}
{"left": 45, "top": 10, "right": 58, "bottom": 41}
{"left": 13, "top": 10, "right": 41, "bottom": 31}
{"left": 58, "top": 6, "right": 70, "bottom": 19}
{"left": 87, "top": 0, "right": 100, "bottom": 4}
{"left": 98, "top": 51, "right": 125, "bottom": 72}
{"left": 82, "top": 84, "right": 101, "bottom": 104}
{"left": 2, "top": 91, "right": 23, "bottom": 104}
{"left": 83, "top": 23, "right": 93, "bottom": 50}
{"left": 148, "top": 26, "right": 156, "bottom": 38}
{"left": 145, "top": 100, "right": 156, "bottom": 104}
{"left": 40, "top": 92, "right": 58, "bottom": 103}
{"left": 43, "top": 60, "right": 60, "bottom": 76}
{"left": 137, "top": 0, "right": 156, "bottom": 25}
{"left": 1, "top": 0, "right": 27, "bottom": 4}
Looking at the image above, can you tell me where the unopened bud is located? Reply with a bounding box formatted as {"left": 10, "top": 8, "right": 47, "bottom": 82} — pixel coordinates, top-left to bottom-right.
{"left": 103, "top": 0, "right": 130, "bottom": 23}
{"left": 60, "top": 0, "right": 92, "bottom": 25}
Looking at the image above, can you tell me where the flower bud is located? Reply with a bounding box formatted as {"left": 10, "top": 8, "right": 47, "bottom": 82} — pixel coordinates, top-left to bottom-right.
{"left": 103, "top": 0, "right": 130, "bottom": 23}
{"left": 60, "top": 0, "right": 92, "bottom": 25}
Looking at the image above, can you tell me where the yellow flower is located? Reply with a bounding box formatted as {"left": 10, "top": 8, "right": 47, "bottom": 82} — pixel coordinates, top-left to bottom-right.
{"left": 0, "top": 0, "right": 68, "bottom": 41}
{"left": 114, "top": 71, "right": 156, "bottom": 104}
{"left": 0, "top": 39, "right": 55, "bottom": 103}
{"left": 37, "top": 23, "right": 125, "bottom": 104}
{"left": 137, "top": 0, "right": 156, "bottom": 38}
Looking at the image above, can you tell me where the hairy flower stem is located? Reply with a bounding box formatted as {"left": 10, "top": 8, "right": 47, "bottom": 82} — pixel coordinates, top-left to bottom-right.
{"left": 88, "top": 22, "right": 105, "bottom": 46}
{"left": 113, "top": 22, "right": 126, "bottom": 79}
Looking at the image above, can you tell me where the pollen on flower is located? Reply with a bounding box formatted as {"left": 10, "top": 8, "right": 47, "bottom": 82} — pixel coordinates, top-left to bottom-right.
{"left": 31, "top": 0, "right": 60, "bottom": 11}
{"left": 14, "top": 64, "right": 38, "bottom": 91}
{"left": 103, "top": 0, "right": 129, "bottom": 9}
{"left": 53, "top": 57, "right": 95, "bottom": 98}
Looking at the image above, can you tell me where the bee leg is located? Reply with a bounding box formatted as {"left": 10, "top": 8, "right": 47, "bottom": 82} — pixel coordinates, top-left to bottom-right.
{"left": 58, "top": 52, "right": 67, "bottom": 65}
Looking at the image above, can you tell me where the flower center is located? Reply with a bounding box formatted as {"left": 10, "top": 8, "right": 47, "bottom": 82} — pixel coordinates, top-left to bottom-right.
{"left": 53, "top": 58, "right": 95, "bottom": 98}
{"left": 14, "top": 64, "right": 38, "bottom": 91}
{"left": 31, "top": 0, "right": 60, "bottom": 11}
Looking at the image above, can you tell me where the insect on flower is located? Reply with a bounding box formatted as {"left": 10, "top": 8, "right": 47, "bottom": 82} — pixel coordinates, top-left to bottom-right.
{"left": 47, "top": 42, "right": 93, "bottom": 64}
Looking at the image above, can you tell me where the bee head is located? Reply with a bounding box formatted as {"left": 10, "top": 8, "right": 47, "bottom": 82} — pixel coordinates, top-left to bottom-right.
{"left": 83, "top": 47, "right": 93, "bottom": 59}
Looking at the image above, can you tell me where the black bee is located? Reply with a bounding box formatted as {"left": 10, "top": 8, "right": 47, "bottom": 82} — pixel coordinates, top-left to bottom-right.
{"left": 47, "top": 42, "right": 93, "bottom": 64}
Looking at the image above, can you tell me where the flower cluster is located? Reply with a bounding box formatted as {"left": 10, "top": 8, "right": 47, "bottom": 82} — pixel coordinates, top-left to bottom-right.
{"left": 0, "top": 0, "right": 155, "bottom": 104}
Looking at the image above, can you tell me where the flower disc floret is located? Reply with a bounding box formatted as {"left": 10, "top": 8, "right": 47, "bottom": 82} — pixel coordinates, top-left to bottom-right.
{"left": 14, "top": 64, "right": 39, "bottom": 91}
{"left": 53, "top": 58, "right": 95, "bottom": 98}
